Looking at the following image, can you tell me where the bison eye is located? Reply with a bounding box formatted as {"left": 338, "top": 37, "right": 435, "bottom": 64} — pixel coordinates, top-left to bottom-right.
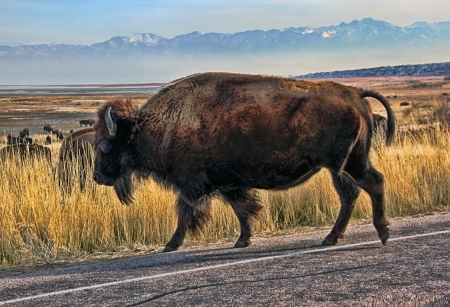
{"left": 99, "top": 140, "right": 112, "bottom": 154}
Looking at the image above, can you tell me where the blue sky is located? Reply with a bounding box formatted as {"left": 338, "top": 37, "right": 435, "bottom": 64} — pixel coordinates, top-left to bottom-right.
{"left": 1, "top": 0, "right": 450, "bottom": 46}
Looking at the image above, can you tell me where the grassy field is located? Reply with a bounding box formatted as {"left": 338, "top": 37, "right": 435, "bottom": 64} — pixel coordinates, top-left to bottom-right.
{"left": 1, "top": 76, "right": 449, "bottom": 270}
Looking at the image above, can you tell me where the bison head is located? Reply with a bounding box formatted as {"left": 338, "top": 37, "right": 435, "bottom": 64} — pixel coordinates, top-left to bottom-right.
{"left": 93, "top": 99, "right": 138, "bottom": 205}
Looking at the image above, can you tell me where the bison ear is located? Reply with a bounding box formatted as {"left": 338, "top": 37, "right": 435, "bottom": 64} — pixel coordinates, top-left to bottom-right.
{"left": 105, "top": 106, "right": 117, "bottom": 136}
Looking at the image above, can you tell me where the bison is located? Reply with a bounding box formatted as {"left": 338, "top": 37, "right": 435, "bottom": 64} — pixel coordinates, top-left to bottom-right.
{"left": 7, "top": 134, "right": 32, "bottom": 145}
{"left": 43, "top": 124, "right": 53, "bottom": 133}
{"left": 45, "top": 135, "right": 52, "bottom": 145}
{"left": 0, "top": 144, "right": 52, "bottom": 163}
{"left": 58, "top": 128, "right": 95, "bottom": 192}
{"left": 92, "top": 72, "right": 395, "bottom": 252}
{"left": 19, "top": 128, "right": 30, "bottom": 137}
{"left": 372, "top": 113, "right": 387, "bottom": 134}
{"left": 7, "top": 134, "right": 20, "bottom": 145}
{"left": 22, "top": 137, "right": 33, "bottom": 144}
{"left": 80, "top": 119, "right": 95, "bottom": 127}
{"left": 52, "top": 129, "right": 64, "bottom": 141}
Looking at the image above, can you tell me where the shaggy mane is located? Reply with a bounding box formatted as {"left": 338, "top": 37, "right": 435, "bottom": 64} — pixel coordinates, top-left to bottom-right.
{"left": 97, "top": 98, "right": 137, "bottom": 118}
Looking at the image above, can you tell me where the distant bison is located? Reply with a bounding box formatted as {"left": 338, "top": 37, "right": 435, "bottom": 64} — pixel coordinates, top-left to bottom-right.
{"left": 20, "top": 128, "right": 30, "bottom": 137}
{"left": 7, "top": 134, "right": 20, "bottom": 145}
{"left": 45, "top": 135, "right": 52, "bottom": 145}
{"left": 58, "top": 128, "right": 95, "bottom": 192}
{"left": 22, "top": 137, "right": 33, "bottom": 144}
{"left": 52, "top": 129, "right": 64, "bottom": 141}
{"left": 93, "top": 73, "right": 396, "bottom": 252}
{"left": 43, "top": 124, "right": 53, "bottom": 133}
{"left": 79, "top": 119, "right": 95, "bottom": 127}
{"left": 372, "top": 113, "right": 387, "bottom": 134}
{"left": 400, "top": 101, "right": 410, "bottom": 106}
{"left": 7, "top": 134, "right": 32, "bottom": 145}
{"left": 0, "top": 144, "right": 51, "bottom": 163}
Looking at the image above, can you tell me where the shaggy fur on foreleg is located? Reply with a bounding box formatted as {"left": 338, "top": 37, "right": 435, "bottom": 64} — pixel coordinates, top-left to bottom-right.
{"left": 164, "top": 196, "right": 212, "bottom": 252}
{"left": 219, "top": 188, "right": 262, "bottom": 248}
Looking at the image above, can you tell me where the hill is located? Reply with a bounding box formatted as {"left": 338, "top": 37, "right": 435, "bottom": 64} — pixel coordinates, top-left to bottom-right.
{"left": 296, "top": 62, "right": 450, "bottom": 78}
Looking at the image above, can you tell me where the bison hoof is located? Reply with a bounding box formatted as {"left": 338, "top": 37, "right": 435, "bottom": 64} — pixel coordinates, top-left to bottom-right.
{"left": 321, "top": 238, "right": 338, "bottom": 246}
{"left": 234, "top": 240, "right": 250, "bottom": 248}
{"left": 380, "top": 232, "right": 390, "bottom": 245}
{"left": 163, "top": 245, "right": 178, "bottom": 253}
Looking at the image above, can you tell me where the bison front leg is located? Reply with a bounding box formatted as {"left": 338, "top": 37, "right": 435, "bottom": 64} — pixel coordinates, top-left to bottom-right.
{"left": 163, "top": 196, "right": 212, "bottom": 252}
{"left": 219, "top": 188, "right": 263, "bottom": 248}
{"left": 322, "top": 171, "right": 361, "bottom": 245}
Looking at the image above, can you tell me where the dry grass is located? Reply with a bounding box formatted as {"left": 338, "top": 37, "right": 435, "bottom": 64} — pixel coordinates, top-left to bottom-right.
{"left": 1, "top": 127, "right": 449, "bottom": 268}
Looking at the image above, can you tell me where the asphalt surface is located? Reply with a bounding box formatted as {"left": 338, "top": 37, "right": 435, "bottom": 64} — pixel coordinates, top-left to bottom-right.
{"left": 1, "top": 214, "right": 449, "bottom": 306}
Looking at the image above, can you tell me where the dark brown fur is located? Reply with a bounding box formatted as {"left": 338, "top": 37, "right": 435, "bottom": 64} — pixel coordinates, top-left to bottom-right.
{"left": 93, "top": 73, "right": 396, "bottom": 252}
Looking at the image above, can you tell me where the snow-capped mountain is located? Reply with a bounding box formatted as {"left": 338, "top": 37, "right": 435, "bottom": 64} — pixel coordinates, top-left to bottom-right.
{"left": 2, "top": 18, "right": 450, "bottom": 85}
{"left": 2, "top": 18, "right": 450, "bottom": 58}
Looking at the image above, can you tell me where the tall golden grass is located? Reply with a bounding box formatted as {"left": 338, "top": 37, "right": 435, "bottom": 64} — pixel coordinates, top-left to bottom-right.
{"left": 1, "top": 129, "right": 449, "bottom": 267}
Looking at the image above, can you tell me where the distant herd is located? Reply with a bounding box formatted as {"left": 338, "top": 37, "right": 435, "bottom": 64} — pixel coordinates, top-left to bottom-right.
{"left": 1, "top": 118, "right": 96, "bottom": 164}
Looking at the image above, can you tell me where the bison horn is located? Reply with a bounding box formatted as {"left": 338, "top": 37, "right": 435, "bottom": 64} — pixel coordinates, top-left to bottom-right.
{"left": 105, "top": 106, "right": 117, "bottom": 136}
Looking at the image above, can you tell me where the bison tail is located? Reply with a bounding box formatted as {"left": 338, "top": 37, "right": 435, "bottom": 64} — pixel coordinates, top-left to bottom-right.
{"left": 360, "top": 90, "right": 396, "bottom": 146}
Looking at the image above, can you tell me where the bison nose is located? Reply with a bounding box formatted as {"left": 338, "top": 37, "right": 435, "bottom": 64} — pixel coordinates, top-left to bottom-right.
{"left": 93, "top": 171, "right": 114, "bottom": 186}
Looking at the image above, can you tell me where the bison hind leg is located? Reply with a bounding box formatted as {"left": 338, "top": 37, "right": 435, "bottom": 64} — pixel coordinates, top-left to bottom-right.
{"left": 343, "top": 160, "right": 390, "bottom": 245}
{"left": 358, "top": 166, "right": 390, "bottom": 244}
{"left": 219, "top": 188, "right": 263, "bottom": 248}
{"left": 322, "top": 171, "right": 361, "bottom": 245}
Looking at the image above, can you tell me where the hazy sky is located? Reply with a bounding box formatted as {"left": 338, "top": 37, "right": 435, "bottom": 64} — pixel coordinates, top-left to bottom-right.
{"left": 1, "top": 0, "right": 450, "bottom": 46}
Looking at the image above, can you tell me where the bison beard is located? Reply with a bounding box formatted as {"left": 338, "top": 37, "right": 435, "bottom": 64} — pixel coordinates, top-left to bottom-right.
{"left": 113, "top": 175, "right": 134, "bottom": 205}
{"left": 93, "top": 72, "right": 396, "bottom": 252}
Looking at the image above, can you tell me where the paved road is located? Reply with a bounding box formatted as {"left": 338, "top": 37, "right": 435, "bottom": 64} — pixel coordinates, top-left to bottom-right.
{"left": 1, "top": 214, "right": 449, "bottom": 306}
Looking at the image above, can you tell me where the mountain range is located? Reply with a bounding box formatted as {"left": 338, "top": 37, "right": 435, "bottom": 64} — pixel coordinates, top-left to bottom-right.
{"left": 1, "top": 18, "right": 450, "bottom": 85}
{"left": 2, "top": 18, "right": 450, "bottom": 58}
